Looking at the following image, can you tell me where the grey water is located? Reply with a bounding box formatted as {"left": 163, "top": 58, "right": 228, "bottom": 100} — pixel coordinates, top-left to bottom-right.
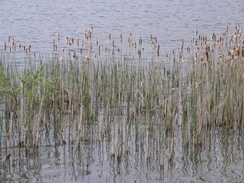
{"left": 0, "top": 0, "right": 243, "bottom": 53}
{"left": 0, "top": 0, "right": 244, "bottom": 182}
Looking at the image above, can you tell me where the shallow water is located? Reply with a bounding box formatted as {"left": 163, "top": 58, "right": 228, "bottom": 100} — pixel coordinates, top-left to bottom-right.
{"left": 0, "top": 0, "right": 244, "bottom": 182}
{"left": 1, "top": 123, "right": 243, "bottom": 182}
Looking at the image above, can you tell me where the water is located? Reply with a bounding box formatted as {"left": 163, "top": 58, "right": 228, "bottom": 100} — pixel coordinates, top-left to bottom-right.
{"left": 0, "top": 0, "right": 243, "bottom": 53}
{"left": 1, "top": 124, "right": 243, "bottom": 182}
{"left": 0, "top": 0, "right": 244, "bottom": 182}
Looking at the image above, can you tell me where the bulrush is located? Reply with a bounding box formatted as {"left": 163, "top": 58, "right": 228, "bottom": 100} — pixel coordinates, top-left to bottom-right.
{"left": 157, "top": 43, "right": 160, "bottom": 56}
{"left": 212, "top": 33, "right": 216, "bottom": 42}
{"left": 154, "top": 36, "right": 157, "bottom": 43}
{"left": 112, "top": 39, "right": 114, "bottom": 47}
{"left": 196, "top": 46, "right": 200, "bottom": 54}
{"left": 72, "top": 52, "right": 76, "bottom": 58}
{"left": 85, "top": 55, "right": 90, "bottom": 62}
{"left": 88, "top": 30, "right": 92, "bottom": 39}
{"left": 128, "top": 37, "right": 131, "bottom": 46}
{"left": 151, "top": 45, "right": 156, "bottom": 52}
{"left": 0, "top": 26, "right": 243, "bottom": 168}
{"left": 88, "top": 42, "right": 93, "bottom": 51}
{"left": 59, "top": 57, "right": 64, "bottom": 62}
{"left": 139, "top": 37, "right": 142, "bottom": 45}
{"left": 108, "top": 32, "right": 111, "bottom": 41}
{"left": 65, "top": 37, "right": 69, "bottom": 44}
{"left": 13, "top": 43, "right": 16, "bottom": 51}
{"left": 28, "top": 44, "right": 31, "bottom": 51}
{"left": 73, "top": 52, "right": 78, "bottom": 60}
{"left": 138, "top": 49, "right": 141, "bottom": 58}
{"left": 112, "top": 48, "right": 114, "bottom": 56}
{"left": 187, "top": 47, "right": 190, "bottom": 54}
{"left": 12, "top": 39, "right": 15, "bottom": 47}
{"left": 120, "top": 33, "right": 123, "bottom": 43}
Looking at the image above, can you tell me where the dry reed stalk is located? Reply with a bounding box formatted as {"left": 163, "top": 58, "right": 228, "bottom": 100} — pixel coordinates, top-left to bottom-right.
{"left": 33, "top": 99, "right": 43, "bottom": 148}
{"left": 168, "top": 136, "right": 174, "bottom": 164}
{"left": 125, "top": 123, "right": 130, "bottom": 154}
{"left": 61, "top": 116, "right": 66, "bottom": 145}
{"left": 110, "top": 122, "right": 116, "bottom": 158}
{"left": 18, "top": 110, "right": 25, "bottom": 147}
{"left": 98, "top": 112, "right": 104, "bottom": 143}
{"left": 68, "top": 104, "right": 74, "bottom": 144}
{"left": 145, "top": 127, "right": 149, "bottom": 160}
{"left": 77, "top": 104, "right": 83, "bottom": 145}
{"left": 6, "top": 112, "right": 13, "bottom": 160}
{"left": 160, "top": 153, "right": 164, "bottom": 169}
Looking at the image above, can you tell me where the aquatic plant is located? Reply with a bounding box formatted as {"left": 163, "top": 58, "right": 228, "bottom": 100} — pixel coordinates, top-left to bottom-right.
{"left": 0, "top": 25, "right": 243, "bottom": 166}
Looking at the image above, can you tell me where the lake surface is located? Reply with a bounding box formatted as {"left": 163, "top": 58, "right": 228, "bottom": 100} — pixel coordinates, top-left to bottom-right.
{"left": 0, "top": 0, "right": 244, "bottom": 182}
{"left": 0, "top": 0, "right": 243, "bottom": 53}
{"left": 1, "top": 128, "right": 243, "bottom": 182}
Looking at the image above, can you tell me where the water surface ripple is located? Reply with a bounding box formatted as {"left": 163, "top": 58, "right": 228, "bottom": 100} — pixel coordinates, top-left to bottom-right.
{"left": 0, "top": 0, "right": 244, "bottom": 182}
{"left": 0, "top": 0, "right": 243, "bottom": 53}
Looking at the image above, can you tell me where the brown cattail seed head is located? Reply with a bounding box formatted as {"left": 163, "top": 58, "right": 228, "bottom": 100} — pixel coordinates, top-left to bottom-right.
{"left": 60, "top": 57, "right": 64, "bottom": 62}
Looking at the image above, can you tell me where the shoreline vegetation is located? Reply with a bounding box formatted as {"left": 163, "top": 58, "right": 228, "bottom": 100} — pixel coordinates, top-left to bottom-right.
{"left": 0, "top": 25, "right": 243, "bottom": 164}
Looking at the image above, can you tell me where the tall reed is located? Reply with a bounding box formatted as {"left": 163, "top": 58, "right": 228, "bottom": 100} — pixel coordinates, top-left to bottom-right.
{"left": 0, "top": 25, "right": 243, "bottom": 164}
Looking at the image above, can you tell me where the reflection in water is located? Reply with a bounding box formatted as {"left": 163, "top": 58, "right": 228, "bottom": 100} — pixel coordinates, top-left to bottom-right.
{"left": 1, "top": 124, "right": 243, "bottom": 182}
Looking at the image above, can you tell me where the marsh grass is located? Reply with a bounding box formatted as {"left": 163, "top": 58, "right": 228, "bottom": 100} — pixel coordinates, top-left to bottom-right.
{"left": 0, "top": 25, "right": 243, "bottom": 164}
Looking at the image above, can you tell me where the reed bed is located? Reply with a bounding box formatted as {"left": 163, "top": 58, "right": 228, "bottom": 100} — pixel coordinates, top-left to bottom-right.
{"left": 0, "top": 25, "right": 243, "bottom": 165}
